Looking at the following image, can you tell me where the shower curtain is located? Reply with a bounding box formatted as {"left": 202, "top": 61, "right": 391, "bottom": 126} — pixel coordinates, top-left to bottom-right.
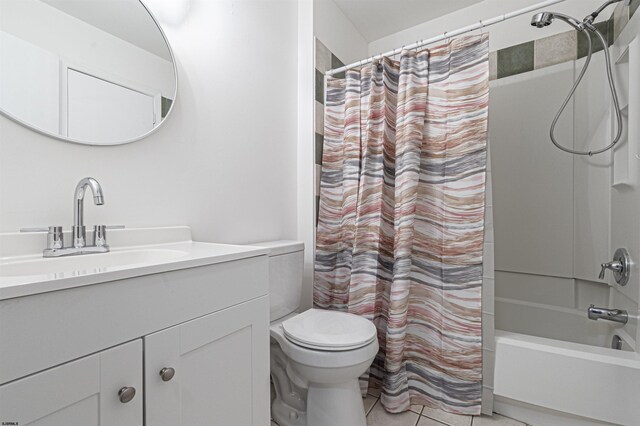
{"left": 314, "top": 34, "right": 489, "bottom": 416}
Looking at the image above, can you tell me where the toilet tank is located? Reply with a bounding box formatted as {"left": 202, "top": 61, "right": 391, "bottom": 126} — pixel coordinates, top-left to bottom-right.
{"left": 250, "top": 241, "right": 304, "bottom": 322}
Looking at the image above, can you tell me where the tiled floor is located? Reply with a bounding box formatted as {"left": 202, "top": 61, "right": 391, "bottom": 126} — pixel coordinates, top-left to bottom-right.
{"left": 271, "top": 390, "right": 528, "bottom": 426}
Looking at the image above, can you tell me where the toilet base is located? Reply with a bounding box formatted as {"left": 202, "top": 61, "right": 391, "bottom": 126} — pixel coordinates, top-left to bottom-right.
{"left": 269, "top": 312, "right": 378, "bottom": 426}
{"left": 307, "top": 380, "right": 366, "bottom": 426}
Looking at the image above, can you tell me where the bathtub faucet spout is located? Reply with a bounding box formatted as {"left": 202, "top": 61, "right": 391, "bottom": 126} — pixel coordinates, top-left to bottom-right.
{"left": 587, "top": 305, "right": 628, "bottom": 324}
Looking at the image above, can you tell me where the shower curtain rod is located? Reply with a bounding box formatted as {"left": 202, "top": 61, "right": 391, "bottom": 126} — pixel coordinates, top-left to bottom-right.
{"left": 325, "top": 0, "right": 566, "bottom": 76}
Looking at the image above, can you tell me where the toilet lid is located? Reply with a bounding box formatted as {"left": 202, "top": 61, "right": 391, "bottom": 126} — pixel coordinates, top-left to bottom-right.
{"left": 282, "top": 309, "right": 377, "bottom": 351}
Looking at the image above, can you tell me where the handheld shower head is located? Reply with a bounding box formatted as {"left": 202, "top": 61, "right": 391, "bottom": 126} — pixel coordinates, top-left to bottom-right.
{"left": 531, "top": 12, "right": 554, "bottom": 28}
{"left": 530, "top": 12, "right": 584, "bottom": 30}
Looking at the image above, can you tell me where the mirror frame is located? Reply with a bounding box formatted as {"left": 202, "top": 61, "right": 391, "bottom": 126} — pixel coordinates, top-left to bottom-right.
{"left": 0, "top": 0, "right": 178, "bottom": 146}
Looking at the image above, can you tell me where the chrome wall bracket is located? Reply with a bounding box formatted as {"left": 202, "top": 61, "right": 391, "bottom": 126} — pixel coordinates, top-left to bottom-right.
{"left": 599, "top": 248, "right": 631, "bottom": 286}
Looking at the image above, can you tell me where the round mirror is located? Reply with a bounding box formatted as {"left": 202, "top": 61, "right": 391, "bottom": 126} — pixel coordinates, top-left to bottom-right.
{"left": 0, "top": 0, "right": 177, "bottom": 145}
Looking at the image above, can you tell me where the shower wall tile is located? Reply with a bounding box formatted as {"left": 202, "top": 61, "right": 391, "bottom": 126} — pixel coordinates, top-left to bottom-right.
{"left": 315, "top": 133, "right": 324, "bottom": 165}
{"left": 315, "top": 69, "right": 324, "bottom": 104}
{"left": 489, "top": 4, "right": 634, "bottom": 81}
{"left": 315, "top": 39, "right": 332, "bottom": 74}
{"left": 482, "top": 314, "right": 495, "bottom": 351}
{"left": 315, "top": 165, "right": 322, "bottom": 195}
{"left": 315, "top": 101, "right": 324, "bottom": 135}
{"left": 577, "top": 19, "right": 612, "bottom": 59}
{"left": 489, "top": 51, "right": 497, "bottom": 81}
{"left": 331, "top": 54, "right": 345, "bottom": 79}
{"left": 497, "top": 41, "right": 534, "bottom": 79}
{"left": 534, "top": 31, "right": 577, "bottom": 69}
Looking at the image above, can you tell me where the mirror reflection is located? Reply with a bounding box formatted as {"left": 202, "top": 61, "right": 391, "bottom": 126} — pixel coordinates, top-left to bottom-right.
{"left": 0, "top": 0, "right": 177, "bottom": 145}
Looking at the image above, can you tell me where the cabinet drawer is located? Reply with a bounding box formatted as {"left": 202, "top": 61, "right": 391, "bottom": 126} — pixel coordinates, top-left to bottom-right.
{"left": 0, "top": 255, "right": 268, "bottom": 384}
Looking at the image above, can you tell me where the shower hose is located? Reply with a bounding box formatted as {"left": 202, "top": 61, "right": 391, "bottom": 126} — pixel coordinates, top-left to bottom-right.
{"left": 549, "top": 25, "right": 624, "bottom": 156}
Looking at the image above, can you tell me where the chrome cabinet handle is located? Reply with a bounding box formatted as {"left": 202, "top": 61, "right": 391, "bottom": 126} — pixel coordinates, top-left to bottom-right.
{"left": 118, "top": 386, "right": 136, "bottom": 403}
{"left": 159, "top": 367, "right": 176, "bottom": 382}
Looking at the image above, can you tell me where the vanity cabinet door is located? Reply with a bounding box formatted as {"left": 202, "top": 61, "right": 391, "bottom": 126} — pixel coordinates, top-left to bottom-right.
{"left": 0, "top": 339, "right": 142, "bottom": 426}
{"left": 145, "top": 296, "right": 270, "bottom": 426}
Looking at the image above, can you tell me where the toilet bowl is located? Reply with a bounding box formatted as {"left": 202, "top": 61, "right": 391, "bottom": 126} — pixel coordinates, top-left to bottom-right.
{"left": 270, "top": 309, "right": 378, "bottom": 426}
{"left": 249, "top": 241, "right": 378, "bottom": 426}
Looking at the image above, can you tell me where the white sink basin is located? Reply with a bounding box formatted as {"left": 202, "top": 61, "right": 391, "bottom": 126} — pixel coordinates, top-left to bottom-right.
{"left": 0, "top": 248, "right": 188, "bottom": 278}
{"left": 0, "top": 226, "right": 270, "bottom": 300}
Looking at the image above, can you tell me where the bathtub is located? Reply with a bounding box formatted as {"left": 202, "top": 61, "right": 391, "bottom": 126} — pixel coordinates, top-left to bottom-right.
{"left": 493, "top": 298, "right": 640, "bottom": 426}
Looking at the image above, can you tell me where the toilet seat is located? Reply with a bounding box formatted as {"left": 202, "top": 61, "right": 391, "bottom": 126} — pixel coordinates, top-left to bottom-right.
{"left": 282, "top": 309, "right": 377, "bottom": 351}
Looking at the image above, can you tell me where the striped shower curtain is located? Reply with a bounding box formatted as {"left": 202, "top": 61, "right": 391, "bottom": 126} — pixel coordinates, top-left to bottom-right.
{"left": 314, "top": 34, "right": 489, "bottom": 416}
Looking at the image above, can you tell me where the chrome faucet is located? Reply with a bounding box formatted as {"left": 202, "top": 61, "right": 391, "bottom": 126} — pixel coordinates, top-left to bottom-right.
{"left": 73, "top": 177, "right": 104, "bottom": 248}
{"left": 587, "top": 305, "right": 628, "bottom": 324}
{"left": 20, "top": 177, "right": 121, "bottom": 257}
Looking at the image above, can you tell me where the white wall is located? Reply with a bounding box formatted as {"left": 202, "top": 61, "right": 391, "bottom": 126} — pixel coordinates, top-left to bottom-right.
{"left": 298, "top": 0, "right": 315, "bottom": 311}
{"left": 368, "top": 0, "right": 606, "bottom": 54}
{"left": 0, "top": 0, "right": 299, "bottom": 245}
{"left": 314, "top": 0, "right": 368, "bottom": 64}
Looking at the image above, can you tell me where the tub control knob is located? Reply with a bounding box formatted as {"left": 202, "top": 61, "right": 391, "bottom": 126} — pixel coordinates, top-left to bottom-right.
{"left": 599, "top": 248, "right": 631, "bottom": 286}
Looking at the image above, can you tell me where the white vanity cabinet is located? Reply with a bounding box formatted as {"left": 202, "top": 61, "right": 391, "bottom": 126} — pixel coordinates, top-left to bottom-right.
{"left": 0, "top": 237, "right": 271, "bottom": 426}
{"left": 145, "top": 296, "right": 270, "bottom": 426}
{"left": 0, "top": 339, "right": 143, "bottom": 426}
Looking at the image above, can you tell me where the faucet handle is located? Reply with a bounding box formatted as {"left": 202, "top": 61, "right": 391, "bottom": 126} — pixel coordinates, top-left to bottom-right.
{"left": 93, "top": 225, "right": 108, "bottom": 247}
{"left": 21, "top": 226, "right": 64, "bottom": 249}
{"left": 599, "top": 249, "right": 630, "bottom": 285}
{"left": 20, "top": 227, "right": 54, "bottom": 233}
{"left": 92, "top": 225, "right": 123, "bottom": 247}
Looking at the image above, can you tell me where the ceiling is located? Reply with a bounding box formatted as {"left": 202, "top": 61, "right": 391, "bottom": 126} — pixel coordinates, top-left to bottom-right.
{"left": 40, "top": 0, "right": 172, "bottom": 61}
{"left": 332, "top": 0, "right": 484, "bottom": 42}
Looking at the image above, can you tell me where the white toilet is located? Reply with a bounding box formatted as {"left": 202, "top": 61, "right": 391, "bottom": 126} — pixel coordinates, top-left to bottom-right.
{"left": 255, "top": 241, "right": 379, "bottom": 426}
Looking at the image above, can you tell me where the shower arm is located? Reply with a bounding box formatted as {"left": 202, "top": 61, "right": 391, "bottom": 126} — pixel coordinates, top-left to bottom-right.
{"left": 585, "top": 0, "right": 631, "bottom": 24}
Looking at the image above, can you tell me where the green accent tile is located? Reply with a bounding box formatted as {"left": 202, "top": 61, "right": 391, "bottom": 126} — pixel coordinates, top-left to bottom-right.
{"left": 315, "top": 69, "right": 324, "bottom": 104}
{"left": 331, "top": 54, "right": 345, "bottom": 79}
{"left": 577, "top": 20, "right": 611, "bottom": 59}
{"left": 315, "top": 133, "right": 324, "bottom": 165}
{"left": 631, "top": 0, "right": 640, "bottom": 19}
{"left": 161, "top": 97, "right": 173, "bottom": 118}
{"left": 497, "top": 41, "right": 534, "bottom": 79}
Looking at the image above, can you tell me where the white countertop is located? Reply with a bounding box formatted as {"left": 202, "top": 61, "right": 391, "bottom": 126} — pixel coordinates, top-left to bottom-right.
{"left": 0, "top": 226, "right": 270, "bottom": 300}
